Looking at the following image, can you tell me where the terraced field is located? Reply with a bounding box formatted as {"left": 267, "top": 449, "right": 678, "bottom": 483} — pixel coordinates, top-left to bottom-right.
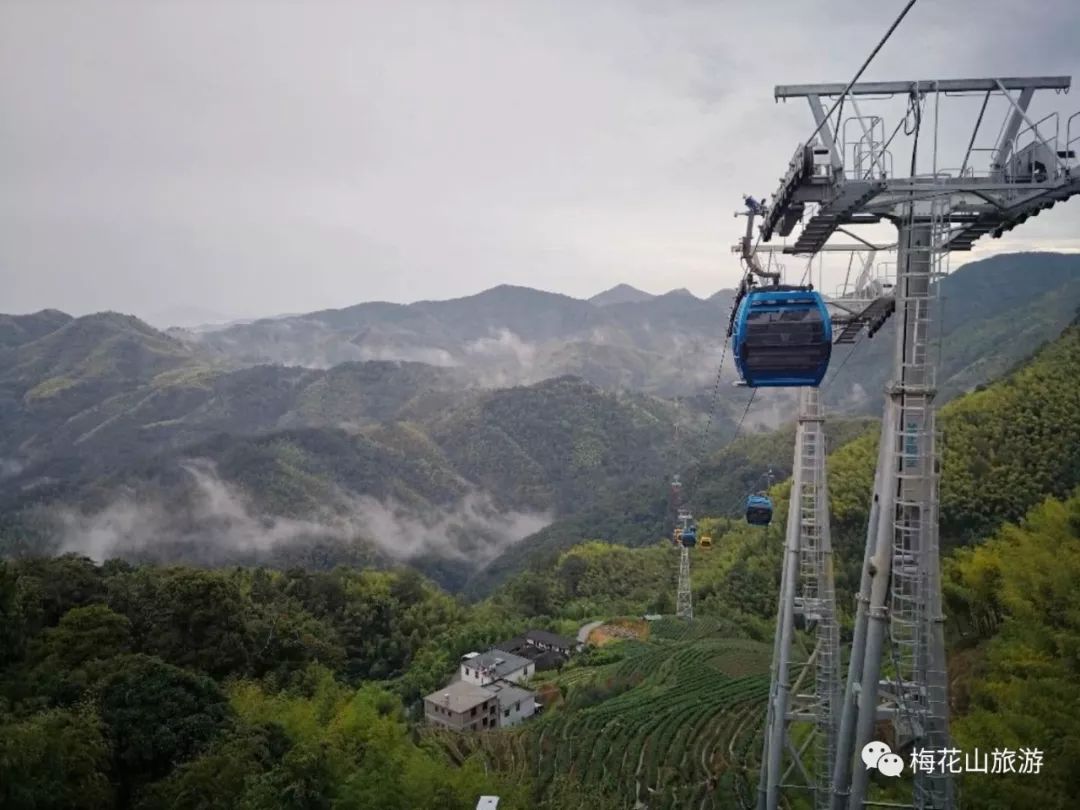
{"left": 425, "top": 618, "right": 769, "bottom": 809}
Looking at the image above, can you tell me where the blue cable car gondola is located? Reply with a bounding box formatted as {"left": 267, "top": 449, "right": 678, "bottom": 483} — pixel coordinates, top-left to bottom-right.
{"left": 746, "top": 495, "right": 773, "bottom": 527}
{"left": 731, "top": 286, "right": 832, "bottom": 387}
{"left": 680, "top": 524, "right": 698, "bottom": 548}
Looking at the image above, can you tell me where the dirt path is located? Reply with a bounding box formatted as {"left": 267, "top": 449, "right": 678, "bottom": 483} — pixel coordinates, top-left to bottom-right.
{"left": 577, "top": 620, "right": 604, "bottom": 644}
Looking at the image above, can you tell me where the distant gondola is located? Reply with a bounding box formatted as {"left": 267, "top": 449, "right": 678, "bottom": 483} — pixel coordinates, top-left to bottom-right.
{"left": 731, "top": 286, "right": 832, "bottom": 387}
{"left": 699, "top": 535, "right": 713, "bottom": 549}
{"left": 746, "top": 495, "right": 774, "bottom": 526}
{"left": 680, "top": 524, "right": 698, "bottom": 548}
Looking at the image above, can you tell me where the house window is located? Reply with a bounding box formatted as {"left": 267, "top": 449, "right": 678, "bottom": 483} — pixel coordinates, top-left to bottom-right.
{"left": 504, "top": 708, "right": 510, "bottom": 717}
{"left": 471, "top": 707, "right": 477, "bottom": 717}
{"left": 515, "top": 702, "right": 520, "bottom": 711}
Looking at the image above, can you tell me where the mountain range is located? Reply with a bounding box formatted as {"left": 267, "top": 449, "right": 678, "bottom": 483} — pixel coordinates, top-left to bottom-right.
{"left": 2, "top": 251, "right": 1079, "bottom": 591}
{"left": 152, "top": 253, "right": 1080, "bottom": 409}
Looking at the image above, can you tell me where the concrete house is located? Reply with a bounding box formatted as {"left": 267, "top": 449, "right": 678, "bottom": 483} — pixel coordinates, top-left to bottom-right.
{"left": 423, "top": 681, "right": 499, "bottom": 732}
{"left": 486, "top": 680, "right": 537, "bottom": 728}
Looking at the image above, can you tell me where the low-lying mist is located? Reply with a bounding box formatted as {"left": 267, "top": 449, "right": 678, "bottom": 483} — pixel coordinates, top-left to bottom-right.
{"left": 54, "top": 459, "right": 552, "bottom": 577}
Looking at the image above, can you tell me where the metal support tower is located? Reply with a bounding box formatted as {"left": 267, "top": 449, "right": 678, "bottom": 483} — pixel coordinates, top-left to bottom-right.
{"left": 676, "top": 545, "right": 693, "bottom": 621}
{"left": 841, "top": 199, "right": 951, "bottom": 810}
{"left": 671, "top": 476, "right": 694, "bottom": 622}
{"left": 755, "top": 74, "right": 1080, "bottom": 810}
{"left": 757, "top": 386, "right": 840, "bottom": 810}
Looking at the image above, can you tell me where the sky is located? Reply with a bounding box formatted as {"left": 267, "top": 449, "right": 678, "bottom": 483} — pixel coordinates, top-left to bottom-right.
{"left": 2, "top": 0, "right": 1079, "bottom": 326}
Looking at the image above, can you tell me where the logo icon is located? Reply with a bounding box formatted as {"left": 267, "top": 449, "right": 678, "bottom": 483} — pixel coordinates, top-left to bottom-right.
{"left": 861, "top": 741, "right": 904, "bottom": 777}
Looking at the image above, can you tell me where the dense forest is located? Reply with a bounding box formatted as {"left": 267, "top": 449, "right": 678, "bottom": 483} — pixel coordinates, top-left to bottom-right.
{"left": 4, "top": 486, "right": 1076, "bottom": 808}
{"left": 0, "top": 560, "right": 553, "bottom": 808}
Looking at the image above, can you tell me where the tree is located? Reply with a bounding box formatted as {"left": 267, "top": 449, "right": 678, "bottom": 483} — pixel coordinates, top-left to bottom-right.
{"left": 97, "top": 654, "right": 231, "bottom": 805}
{"left": 557, "top": 554, "right": 588, "bottom": 598}
{"left": 134, "top": 724, "right": 291, "bottom": 810}
{"left": 109, "top": 568, "right": 251, "bottom": 678}
{"left": 951, "top": 492, "right": 1080, "bottom": 809}
{"left": 247, "top": 603, "right": 346, "bottom": 684}
{"left": 0, "top": 705, "right": 113, "bottom": 810}
{"left": 26, "top": 604, "right": 132, "bottom": 705}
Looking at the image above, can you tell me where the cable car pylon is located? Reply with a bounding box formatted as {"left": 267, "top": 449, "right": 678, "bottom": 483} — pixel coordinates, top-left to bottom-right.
{"left": 668, "top": 473, "right": 695, "bottom": 621}
{"left": 756, "top": 62, "right": 1080, "bottom": 810}
{"left": 737, "top": 210, "right": 896, "bottom": 809}
{"left": 676, "top": 542, "right": 693, "bottom": 622}
{"left": 756, "top": 386, "right": 841, "bottom": 810}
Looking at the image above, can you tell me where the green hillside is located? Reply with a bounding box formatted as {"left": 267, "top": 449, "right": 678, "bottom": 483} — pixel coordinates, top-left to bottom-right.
{"left": 825, "top": 317, "right": 1080, "bottom": 590}
{"left": 946, "top": 490, "right": 1080, "bottom": 809}
{"left": 823, "top": 252, "right": 1080, "bottom": 409}
{"left": 479, "top": 314, "right": 1080, "bottom": 601}
{"left": 1, "top": 365, "right": 731, "bottom": 593}
{"left": 425, "top": 376, "right": 709, "bottom": 514}
{"left": 429, "top": 619, "right": 770, "bottom": 810}
{"left": 0, "top": 310, "right": 73, "bottom": 349}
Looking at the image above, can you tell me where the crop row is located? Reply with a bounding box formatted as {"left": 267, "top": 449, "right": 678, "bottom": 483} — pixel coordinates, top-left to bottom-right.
{"left": 533, "top": 672, "right": 768, "bottom": 807}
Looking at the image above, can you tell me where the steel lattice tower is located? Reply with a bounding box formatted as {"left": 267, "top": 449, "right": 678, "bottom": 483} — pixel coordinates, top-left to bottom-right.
{"left": 676, "top": 545, "right": 693, "bottom": 621}
{"left": 751, "top": 75, "right": 1080, "bottom": 810}
{"left": 757, "top": 385, "right": 841, "bottom": 810}
{"left": 746, "top": 238, "right": 895, "bottom": 810}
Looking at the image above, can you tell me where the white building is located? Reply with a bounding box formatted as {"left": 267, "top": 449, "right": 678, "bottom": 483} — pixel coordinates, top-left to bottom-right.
{"left": 486, "top": 680, "right": 537, "bottom": 728}
{"left": 460, "top": 650, "right": 534, "bottom": 687}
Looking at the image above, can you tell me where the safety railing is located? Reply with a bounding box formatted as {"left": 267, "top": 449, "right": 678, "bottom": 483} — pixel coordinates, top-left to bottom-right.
{"left": 1067, "top": 111, "right": 1080, "bottom": 174}
{"left": 1011, "top": 112, "right": 1063, "bottom": 180}
{"left": 841, "top": 115, "right": 888, "bottom": 180}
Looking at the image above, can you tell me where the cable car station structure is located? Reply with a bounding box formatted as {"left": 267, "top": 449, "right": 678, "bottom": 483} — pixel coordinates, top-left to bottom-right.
{"left": 749, "top": 74, "right": 1080, "bottom": 810}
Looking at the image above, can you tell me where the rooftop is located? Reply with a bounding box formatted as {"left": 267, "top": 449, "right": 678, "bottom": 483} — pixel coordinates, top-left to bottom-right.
{"left": 492, "top": 636, "right": 527, "bottom": 655}
{"left": 524, "top": 629, "right": 578, "bottom": 648}
{"left": 471, "top": 650, "right": 533, "bottom": 678}
{"left": 424, "top": 680, "right": 495, "bottom": 714}
{"left": 486, "top": 680, "right": 534, "bottom": 707}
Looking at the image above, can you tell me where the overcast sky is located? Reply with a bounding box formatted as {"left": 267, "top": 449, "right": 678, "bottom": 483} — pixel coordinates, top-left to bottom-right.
{"left": 2, "top": 0, "right": 1079, "bottom": 325}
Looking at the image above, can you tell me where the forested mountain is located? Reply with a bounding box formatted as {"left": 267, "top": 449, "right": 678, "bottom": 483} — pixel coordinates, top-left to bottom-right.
{"left": 0, "top": 309, "right": 74, "bottom": 349}
{"left": 0, "top": 362, "right": 726, "bottom": 590}
{"left": 472, "top": 314, "right": 1080, "bottom": 597}
{"left": 2, "top": 252, "right": 1078, "bottom": 597}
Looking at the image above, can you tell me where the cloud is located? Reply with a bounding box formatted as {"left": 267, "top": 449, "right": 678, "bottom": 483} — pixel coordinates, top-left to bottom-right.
{"left": 55, "top": 458, "right": 551, "bottom": 567}
{"left": 4, "top": 0, "right": 1078, "bottom": 319}
{"left": 463, "top": 329, "right": 537, "bottom": 366}
{"left": 738, "top": 389, "right": 798, "bottom": 432}
{"left": 0, "top": 458, "right": 23, "bottom": 479}
{"left": 353, "top": 344, "right": 458, "bottom": 368}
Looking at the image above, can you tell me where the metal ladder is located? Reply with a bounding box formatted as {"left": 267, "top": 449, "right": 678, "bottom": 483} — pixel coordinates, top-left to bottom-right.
{"left": 795, "top": 388, "right": 840, "bottom": 810}
{"left": 889, "top": 196, "right": 953, "bottom": 809}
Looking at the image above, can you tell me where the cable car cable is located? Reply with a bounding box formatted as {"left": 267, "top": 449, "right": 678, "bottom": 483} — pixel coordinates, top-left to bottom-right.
{"left": 805, "top": 0, "right": 919, "bottom": 147}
